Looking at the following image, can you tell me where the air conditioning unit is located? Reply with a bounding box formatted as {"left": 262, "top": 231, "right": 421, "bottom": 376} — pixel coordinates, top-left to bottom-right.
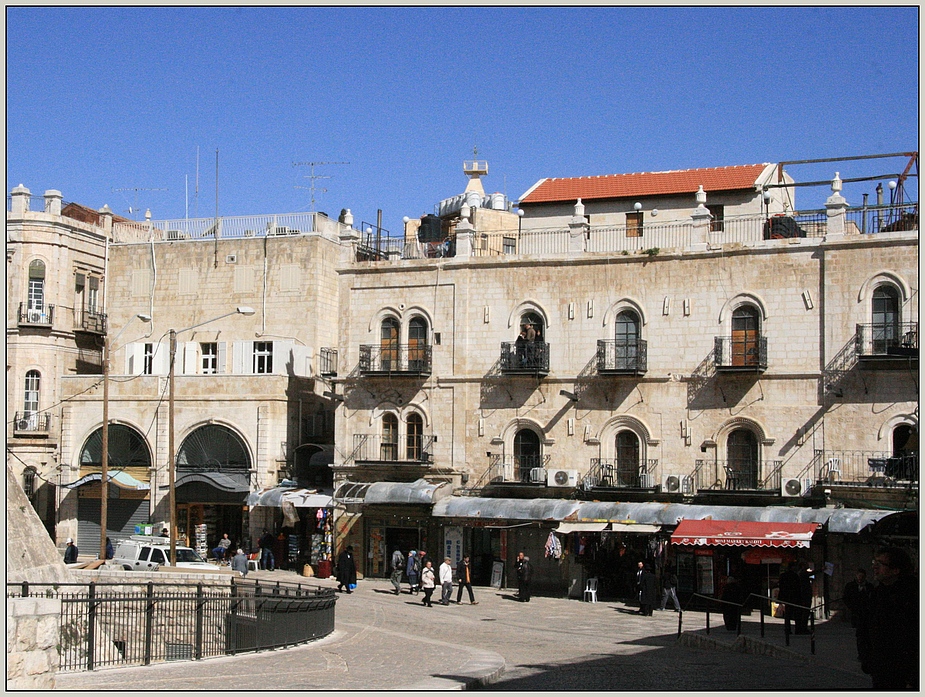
{"left": 661, "top": 474, "right": 695, "bottom": 495}
{"left": 781, "top": 477, "right": 814, "bottom": 498}
{"left": 26, "top": 310, "right": 42, "bottom": 323}
{"left": 528, "top": 467, "right": 547, "bottom": 484}
{"left": 548, "top": 469, "right": 579, "bottom": 488}
{"left": 16, "top": 419, "right": 29, "bottom": 431}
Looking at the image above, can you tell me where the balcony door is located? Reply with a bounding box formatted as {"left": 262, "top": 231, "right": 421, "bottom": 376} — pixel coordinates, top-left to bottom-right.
{"left": 28, "top": 260, "right": 45, "bottom": 312}
{"left": 381, "top": 413, "right": 399, "bottom": 461}
{"left": 380, "top": 317, "right": 400, "bottom": 371}
{"left": 615, "top": 431, "right": 640, "bottom": 486}
{"left": 727, "top": 429, "right": 758, "bottom": 489}
{"left": 872, "top": 286, "right": 899, "bottom": 353}
{"left": 614, "top": 311, "right": 640, "bottom": 370}
{"left": 731, "top": 306, "right": 760, "bottom": 367}
{"left": 23, "top": 370, "right": 40, "bottom": 428}
{"left": 406, "top": 412, "right": 423, "bottom": 461}
{"left": 408, "top": 317, "right": 428, "bottom": 372}
{"left": 514, "top": 429, "right": 541, "bottom": 481}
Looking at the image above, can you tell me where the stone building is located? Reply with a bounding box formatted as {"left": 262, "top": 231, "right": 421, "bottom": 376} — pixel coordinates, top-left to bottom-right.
{"left": 6, "top": 153, "right": 917, "bottom": 602}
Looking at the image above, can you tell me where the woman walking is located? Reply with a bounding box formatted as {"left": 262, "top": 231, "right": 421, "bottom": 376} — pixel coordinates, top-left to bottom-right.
{"left": 406, "top": 550, "right": 421, "bottom": 594}
{"left": 420, "top": 560, "right": 436, "bottom": 607}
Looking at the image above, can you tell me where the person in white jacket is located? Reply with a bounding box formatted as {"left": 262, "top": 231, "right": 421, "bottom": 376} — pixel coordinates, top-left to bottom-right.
{"left": 439, "top": 557, "right": 454, "bottom": 606}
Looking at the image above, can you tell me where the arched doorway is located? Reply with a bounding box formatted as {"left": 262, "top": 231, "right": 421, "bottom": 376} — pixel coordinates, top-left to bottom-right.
{"left": 615, "top": 430, "right": 641, "bottom": 487}
{"left": 514, "top": 428, "right": 542, "bottom": 482}
{"left": 727, "top": 428, "right": 759, "bottom": 489}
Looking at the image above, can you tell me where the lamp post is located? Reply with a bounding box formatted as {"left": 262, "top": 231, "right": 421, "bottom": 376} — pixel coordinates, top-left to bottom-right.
{"left": 100, "top": 313, "right": 152, "bottom": 559}
{"left": 167, "top": 306, "right": 255, "bottom": 565}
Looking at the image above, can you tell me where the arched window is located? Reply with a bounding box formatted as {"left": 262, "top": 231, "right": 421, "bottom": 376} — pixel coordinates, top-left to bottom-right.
{"left": 380, "top": 317, "right": 400, "bottom": 371}
{"left": 176, "top": 425, "right": 248, "bottom": 471}
{"left": 614, "top": 310, "right": 641, "bottom": 371}
{"left": 80, "top": 424, "right": 151, "bottom": 473}
{"left": 615, "top": 431, "right": 641, "bottom": 487}
{"left": 520, "top": 312, "right": 545, "bottom": 342}
{"left": 406, "top": 412, "right": 424, "bottom": 460}
{"left": 28, "top": 260, "right": 45, "bottom": 311}
{"left": 22, "top": 468, "right": 37, "bottom": 500}
{"left": 727, "top": 429, "right": 759, "bottom": 489}
{"left": 872, "top": 286, "right": 900, "bottom": 353}
{"left": 408, "top": 317, "right": 428, "bottom": 372}
{"left": 381, "top": 413, "right": 399, "bottom": 461}
{"left": 731, "top": 306, "right": 761, "bottom": 367}
{"left": 514, "top": 428, "right": 541, "bottom": 481}
{"left": 23, "top": 370, "right": 40, "bottom": 426}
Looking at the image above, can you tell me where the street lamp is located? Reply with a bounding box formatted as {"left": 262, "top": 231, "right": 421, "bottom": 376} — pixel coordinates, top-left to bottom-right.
{"left": 167, "top": 306, "right": 255, "bottom": 565}
{"left": 100, "top": 312, "right": 152, "bottom": 559}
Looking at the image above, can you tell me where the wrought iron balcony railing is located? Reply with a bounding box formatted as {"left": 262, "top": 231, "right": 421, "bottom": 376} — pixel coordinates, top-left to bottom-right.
{"left": 812, "top": 449, "right": 918, "bottom": 486}
{"left": 358, "top": 344, "right": 432, "bottom": 376}
{"left": 350, "top": 433, "right": 436, "bottom": 464}
{"left": 485, "top": 454, "right": 551, "bottom": 483}
{"left": 319, "top": 347, "right": 338, "bottom": 376}
{"left": 596, "top": 339, "right": 647, "bottom": 375}
{"left": 713, "top": 336, "right": 768, "bottom": 372}
{"left": 855, "top": 322, "right": 918, "bottom": 358}
{"left": 499, "top": 341, "right": 549, "bottom": 375}
{"left": 17, "top": 302, "right": 55, "bottom": 327}
{"left": 12, "top": 411, "right": 52, "bottom": 435}
{"left": 695, "top": 459, "right": 782, "bottom": 491}
{"left": 581, "top": 458, "right": 657, "bottom": 489}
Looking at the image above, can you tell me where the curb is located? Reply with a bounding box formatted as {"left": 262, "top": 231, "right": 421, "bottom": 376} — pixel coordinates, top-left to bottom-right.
{"left": 403, "top": 650, "right": 506, "bottom": 691}
{"left": 679, "top": 630, "right": 812, "bottom": 663}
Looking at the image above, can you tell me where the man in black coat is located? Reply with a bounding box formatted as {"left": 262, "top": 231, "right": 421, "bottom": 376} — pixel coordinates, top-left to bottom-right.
{"left": 843, "top": 568, "right": 871, "bottom": 628}
{"left": 857, "top": 547, "right": 918, "bottom": 690}
{"left": 638, "top": 564, "right": 657, "bottom": 616}
{"left": 515, "top": 552, "right": 533, "bottom": 602}
{"left": 777, "top": 561, "right": 802, "bottom": 634}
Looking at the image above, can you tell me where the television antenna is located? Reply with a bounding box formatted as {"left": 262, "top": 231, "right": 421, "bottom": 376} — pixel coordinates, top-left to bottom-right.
{"left": 292, "top": 161, "right": 348, "bottom": 213}
{"left": 111, "top": 186, "right": 168, "bottom": 219}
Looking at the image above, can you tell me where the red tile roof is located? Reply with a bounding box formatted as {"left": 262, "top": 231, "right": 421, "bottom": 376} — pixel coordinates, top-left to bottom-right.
{"left": 520, "top": 163, "right": 771, "bottom": 204}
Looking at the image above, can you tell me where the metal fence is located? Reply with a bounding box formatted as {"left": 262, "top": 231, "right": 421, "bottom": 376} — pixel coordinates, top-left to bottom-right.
{"left": 7, "top": 578, "right": 336, "bottom": 672}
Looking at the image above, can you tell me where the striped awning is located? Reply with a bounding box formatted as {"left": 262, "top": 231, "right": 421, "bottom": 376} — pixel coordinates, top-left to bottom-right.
{"left": 670, "top": 519, "right": 819, "bottom": 548}
{"left": 63, "top": 470, "right": 150, "bottom": 490}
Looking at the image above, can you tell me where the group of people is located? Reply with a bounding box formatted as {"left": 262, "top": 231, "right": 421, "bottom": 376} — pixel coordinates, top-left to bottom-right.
{"left": 385, "top": 549, "right": 479, "bottom": 607}
{"left": 513, "top": 323, "right": 543, "bottom": 368}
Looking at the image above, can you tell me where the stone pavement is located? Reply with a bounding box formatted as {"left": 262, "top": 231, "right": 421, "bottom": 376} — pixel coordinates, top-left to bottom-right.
{"left": 55, "top": 570, "right": 872, "bottom": 692}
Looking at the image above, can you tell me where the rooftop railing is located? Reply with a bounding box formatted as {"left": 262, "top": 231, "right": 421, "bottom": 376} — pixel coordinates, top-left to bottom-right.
{"left": 112, "top": 212, "right": 322, "bottom": 243}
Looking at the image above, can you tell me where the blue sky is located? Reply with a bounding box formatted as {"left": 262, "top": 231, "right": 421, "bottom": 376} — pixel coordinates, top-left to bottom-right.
{"left": 6, "top": 6, "right": 919, "bottom": 233}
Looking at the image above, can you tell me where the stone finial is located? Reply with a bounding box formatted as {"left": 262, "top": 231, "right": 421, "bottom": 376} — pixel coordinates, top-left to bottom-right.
{"left": 574, "top": 198, "right": 585, "bottom": 217}
{"left": 339, "top": 208, "right": 354, "bottom": 226}
{"left": 460, "top": 203, "right": 471, "bottom": 221}
{"left": 10, "top": 184, "right": 30, "bottom": 216}
{"left": 831, "top": 172, "right": 842, "bottom": 195}
{"left": 695, "top": 185, "right": 707, "bottom": 206}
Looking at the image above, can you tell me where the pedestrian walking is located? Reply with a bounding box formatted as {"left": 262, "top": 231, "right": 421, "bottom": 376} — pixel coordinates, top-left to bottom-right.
{"left": 63, "top": 538, "right": 78, "bottom": 564}
{"left": 795, "top": 563, "right": 815, "bottom": 634}
{"left": 858, "top": 547, "right": 919, "bottom": 690}
{"left": 720, "top": 574, "right": 746, "bottom": 630}
{"left": 406, "top": 550, "right": 420, "bottom": 594}
{"left": 638, "top": 564, "right": 657, "bottom": 616}
{"left": 635, "top": 560, "right": 645, "bottom": 606}
{"left": 515, "top": 552, "right": 533, "bottom": 602}
{"left": 231, "top": 548, "right": 249, "bottom": 576}
{"left": 660, "top": 568, "right": 681, "bottom": 612}
{"left": 777, "top": 561, "right": 802, "bottom": 635}
{"left": 439, "top": 557, "right": 454, "bottom": 605}
{"left": 420, "top": 560, "right": 436, "bottom": 607}
{"left": 390, "top": 548, "right": 405, "bottom": 594}
{"left": 843, "top": 568, "right": 871, "bottom": 629}
{"left": 258, "top": 529, "right": 276, "bottom": 571}
{"left": 336, "top": 545, "right": 357, "bottom": 593}
{"left": 104, "top": 537, "right": 114, "bottom": 560}
{"left": 455, "top": 554, "right": 478, "bottom": 604}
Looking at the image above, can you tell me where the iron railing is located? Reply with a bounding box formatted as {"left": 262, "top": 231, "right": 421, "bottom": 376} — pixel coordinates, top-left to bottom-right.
{"left": 845, "top": 203, "right": 918, "bottom": 235}
{"left": 499, "top": 341, "right": 550, "bottom": 375}
{"left": 76, "top": 310, "right": 107, "bottom": 334}
{"left": 319, "top": 347, "right": 338, "bottom": 376}
{"left": 855, "top": 322, "right": 918, "bottom": 357}
{"left": 6, "top": 578, "right": 336, "bottom": 672}
{"left": 695, "top": 460, "right": 783, "bottom": 491}
{"left": 596, "top": 339, "right": 647, "bottom": 375}
{"left": 17, "top": 302, "right": 55, "bottom": 327}
{"left": 111, "top": 212, "right": 320, "bottom": 243}
{"left": 12, "top": 411, "right": 52, "bottom": 434}
{"left": 358, "top": 344, "right": 432, "bottom": 375}
{"left": 582, "top": 458, "right": 657, "bottom": 489}
{"left": 713, "top": 336, "right": 768, "bottom": 371}
{"left": 350, "top": 433, "right": 436, "bottom": 464}
{"left": 812, "top": 449, "right": 918, "bottom": 485}
{"left": 486, "top": 454, "right": 552, "bottom": 483}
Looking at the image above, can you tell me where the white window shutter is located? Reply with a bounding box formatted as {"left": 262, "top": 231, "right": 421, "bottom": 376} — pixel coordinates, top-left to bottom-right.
{"left": 273, "top": 340, "right": 294, "bottom": 375}
{"left": 125, "top": 343, "right": 141, "bottom": 375}
{"left": 217, "top": 342, "right": 227, "bottom": 374}
{"left": 153, "top": 342, "right": 170, "bottom": 375}
{"left": 233, "top": 341, "right": 252, "bottom": 374}
{"left": 183, "top": 342, "right": 198, "bottom": 374}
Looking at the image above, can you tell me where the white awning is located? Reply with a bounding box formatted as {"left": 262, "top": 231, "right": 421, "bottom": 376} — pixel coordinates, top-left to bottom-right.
{"left": 555, "top": 522, "right": 608, "bottom": 534}
{"left": 609, "top": 523, "right": 661, "bottom": 533}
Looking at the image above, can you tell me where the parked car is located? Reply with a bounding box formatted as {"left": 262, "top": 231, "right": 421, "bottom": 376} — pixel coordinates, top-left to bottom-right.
{"left": 112, "top": 535, "right": 213, "bottom": 571}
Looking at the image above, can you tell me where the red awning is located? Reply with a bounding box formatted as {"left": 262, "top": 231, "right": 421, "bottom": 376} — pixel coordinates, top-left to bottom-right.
{"left": 670, "top": 519, "right": 819, "bottom": 549}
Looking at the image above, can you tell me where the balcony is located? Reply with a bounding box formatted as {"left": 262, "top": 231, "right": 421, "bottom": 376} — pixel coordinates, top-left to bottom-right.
{"left": 596, "top": 339, "right": 647, "bottom": 375}
{"left": 812, "top": 449, "right": 918, "bottom": 487}
{"left": 76, "top": 310, "right": 107, "bottom": 335}
{"left": 350, "top": 434, "right": 436, "bottom": 465}
{"left": 485, "top": 454, "right": 552, "bottom": 484}
{"left": 12, "top": 411, "right": 52, "bottom": 437}
{"left": 581, "top": 458, "right": 657, "bottom": 489}
{"left": 17, "top": 303, "right": 54, "bottom": 328}
{"left": 319, "top": 347, "right": 338, "bottom": 377}
{"left": 695, "top": 459, "right": 782, "bottom": 492}
{"left": 713, "top": 336, "right": 768, "bottom": 373}
{"left": 499, "top": 341, "right": 549, "bottom": 376}
{"left": 358, "top": 344, "right": 432, "bottom": 377}
{"left": 855, "top": 322, "right": 918, "bottom": 369}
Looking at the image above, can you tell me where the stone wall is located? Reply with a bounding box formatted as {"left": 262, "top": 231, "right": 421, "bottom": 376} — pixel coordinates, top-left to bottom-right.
{"left": 6, "top": 597, "right": 61, "bottom": 690}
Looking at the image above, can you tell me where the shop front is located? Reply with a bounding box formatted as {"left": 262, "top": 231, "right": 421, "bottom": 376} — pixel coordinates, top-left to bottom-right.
{"left": 64, "top": 470, "right": 151, "bottom": 551}
{"left": 168, "top": 469, "right": 250, "bottom": 559}
{"left": 669, "top": 519, "right": 819, "bottom": 609}
{"left": 246, "top": 484, "right": 334, "bottom": 573}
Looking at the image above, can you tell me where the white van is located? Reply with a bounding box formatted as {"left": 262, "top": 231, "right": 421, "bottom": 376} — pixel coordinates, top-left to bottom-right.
{"left": 113, "top": 535, "right": 213, "bottom": 571}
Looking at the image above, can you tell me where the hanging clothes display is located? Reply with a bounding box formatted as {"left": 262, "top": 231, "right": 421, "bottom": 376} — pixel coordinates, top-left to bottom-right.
{"left": 545, "top": 530, "right": 562, "bottom": 559}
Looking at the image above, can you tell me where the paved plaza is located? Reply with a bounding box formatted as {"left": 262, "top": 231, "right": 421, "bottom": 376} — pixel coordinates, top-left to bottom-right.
{"left": 55, "top": 570, "right": 871, "bottom": 692}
